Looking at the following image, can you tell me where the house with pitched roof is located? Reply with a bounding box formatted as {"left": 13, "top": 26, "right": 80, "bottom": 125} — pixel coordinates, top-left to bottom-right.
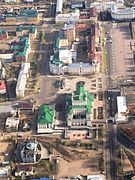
{"left": 37, "top": 104, "right": 56, "bottom": 133}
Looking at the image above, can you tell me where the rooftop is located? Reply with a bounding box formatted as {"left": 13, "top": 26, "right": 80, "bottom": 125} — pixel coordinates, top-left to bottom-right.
{"left": 16, "top": 26, "right": 36, "bottom": 33}
{"left": 37, "top": 104, "right": 55, "bottom": 125}
{"left": 6, "top": 8, "right": 38, "bottom": 18}
{"left": 67, "top": 81, "right": 94, "bottom": 114}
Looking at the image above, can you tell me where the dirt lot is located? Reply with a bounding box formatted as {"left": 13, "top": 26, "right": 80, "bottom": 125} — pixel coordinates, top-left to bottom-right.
{"left": 57, "top": 148, "right": 102, "bottom": 178}
{"left": 0, "top": 141, "right": 13, "bottom": 163}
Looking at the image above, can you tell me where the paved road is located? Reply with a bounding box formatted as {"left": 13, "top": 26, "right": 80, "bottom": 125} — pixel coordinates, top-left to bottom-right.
{"left": 102, "top": 22, "right": 135, "bottom": 89}
{"left": 117, "top": 124, "right": 135, "bottom": 151}
{"left": 107, "top": 124, "right": 118, "bottom": 180}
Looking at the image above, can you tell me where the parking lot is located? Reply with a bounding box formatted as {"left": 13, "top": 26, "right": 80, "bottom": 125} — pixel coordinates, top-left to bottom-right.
{"left": 111, "top": 23, "right": 135, "bottom": 77}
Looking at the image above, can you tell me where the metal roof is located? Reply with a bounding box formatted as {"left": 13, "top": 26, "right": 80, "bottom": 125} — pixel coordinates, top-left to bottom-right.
{"left": 66, "top": 82, "right": 94, "bottom": 114}
{"left": 37, "top": 104, "right": 55, "bottom": 125}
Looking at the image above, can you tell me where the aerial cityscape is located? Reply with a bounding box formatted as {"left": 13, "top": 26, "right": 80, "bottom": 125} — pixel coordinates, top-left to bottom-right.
{"left": 0, "top": 0, "right": 135, "bottom": 179}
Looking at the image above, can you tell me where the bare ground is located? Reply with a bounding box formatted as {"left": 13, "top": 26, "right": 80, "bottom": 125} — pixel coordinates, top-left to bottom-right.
{"left": 57, "top": 148, "right": 102, "bottom": 178}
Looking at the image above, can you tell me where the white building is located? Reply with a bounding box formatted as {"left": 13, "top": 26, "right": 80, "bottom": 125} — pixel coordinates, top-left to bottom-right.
{"left": 56, "top": 0, "right": 63, "bottom": 14}
{"left": 5, "top": 117, "right": 19, "bottom": 132}
{"left": 90, "top": 1, "right": 116, "bottom": 12}
{"left": 55, "top": 10, "right": 80, "bottom": 23}
{"left": 0, "top": 54, "right": 13, "bottom": 63}
{"left": 16, "top": 63, "right": 30, "bottom": 97}
{"left": 68, "top": 63, "right": 96, "bottom": 75}
{"left": 115, "top": 96, "right": 127, "bottom": 124}
{"left": 111, "top": 5, "right": 135, "bottom": 21}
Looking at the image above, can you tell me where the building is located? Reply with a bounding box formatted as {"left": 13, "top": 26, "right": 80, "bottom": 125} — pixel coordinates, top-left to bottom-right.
{"left": 115, "top": 96, "right": 127, "bottom": 124}
{"left": 32, "top": 178, "right": 52, "bottom": 180}
{"left": 71, "top": 0, "right": 85, "bottom": 9}
{"left": 5, "top": 8, "right": 39, "bottom": 24}
{"left": 16, "top": 63, "right": 30, "bottom": 97}
{"left": 0, "top": 162, "right": 10, "bottom": 178}
{"left": 50, "top": 30, "right": 73, "bottom": 75}
{"left": 59, "top": 174, "right": 105, "bottom": 180}
{"left": 111, "top": 5, "right": 135, "bottom": 21}
{"left": 15, "top": 165, "right": 34, "bottom": 177}
{"left": 5, "top": 117, "right": 19, "bottom": 132}
{"left": 56, "top": 0, "right": 63, "bottom": 14}
{"left": 15, "top": 140, "right": 41, "bottom": 163}
{"left": 16, "top": 26, "right": 37, "bottom": 39}
{"left": 50, "top": 25, "right": 98, "bottom": 75}
{"left": 0, "top": 31, "right": 8, "bottom": 40}
{"left": 65, "top": 81, "right": 94, "bottom": 139}
{"left": 0, "top": 54, "right": 13, "bottom": 63}
{"left": 0, "top": 81, "right": 6, "bottom": 94}
{"left": 11, "top": 36, "right": 30, "bottom": 62}
{"left": 55, "top": 9, "right": 80, "bottom": 23}
{"left": 37, "top": 104, "right": 56, "bottom": 134}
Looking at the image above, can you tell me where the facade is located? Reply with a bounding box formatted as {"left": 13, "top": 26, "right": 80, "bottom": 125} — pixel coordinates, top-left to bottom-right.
{"left": 16, "top": 63, "right": 30, "bottom": 97}
{"left": 0, "top": 164, "right": 10, "bottom": 178}
{"left": 15, "top": 165, "right": 34, "bottom": 177}
{"left": 65, "top": 81, "right": 94, "bottom": 139}
{"left": 0, "top": 54, "right": 13, "bottom": 63}
{"left": 0, "top": 81, "right": 6, "bottom": 94}
{"left": 56, "top": 0, "right": 63, "bottom": 14}
{"left": 111, "top": 5, "right": 135, "bottom": 21}
{"left": 115, "top": 96, "right": 127, "bottom": 124}
{"left": 11, "top": 36, "right": 30, "bottom": 62}
{"left": 5, "top": 9, "right": 39, "bottom": 23}
{"left": 5, "top": 117, "right": 19, "bottom": 132}
{"left": 71, "top": 0, "right": 85, "bottom": 9}
{"left": 0, "top": 31, "right": 8, "bottom": 40}
{"left": 15, "top": 140, "right": 41, "bottom": 164}
{"left": 55, "top": 10, "right": 80, "bottom": 23}
{"left": 37, "top": 104, "right": 56, "bottom": 134}
{"left": 16, "top": 26, "right": 37, "bottom": 39}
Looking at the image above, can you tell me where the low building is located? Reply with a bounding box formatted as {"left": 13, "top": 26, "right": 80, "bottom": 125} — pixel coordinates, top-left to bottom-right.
{"left": 16, "top": 26, "right": 37, "bottom": 39}
{"left": 71, "top": 0, "right": 85, "bottom": 9}
{"left": 12, "top": 36, "right": 30, "bottom": 62}
{"left": 55, "top": 9, "right": 80, "bottom": 23}
{"left": 32, "top": 178, "right": 52, "bottom": 180}
{"left": 0, "top": 81, "right": 6, "bottom": 94}
{"left": 56, "top": 0, "right": 63, "bottom": 14}
{"left": 37, "top": 104, "right": 56, "bottom": 134}
{"left": 16, "top": 63, "right": 30, "bottom": 97}
{"left": 15, "top": 140, "right": 41, "bottom": 163}
{"left": 15, "top": 165, "right": 34, "bottom": 177}
{"left": 115, "top": 96, "right": 127, "bottom": 124}
{"left": 111, "top": 5, "right": 135, "bottom": 21}
{"left": 59, "top": 174, "right": 105, "bottom": 180}
{"left": 0, "top": 31, "right": 8, "bottom": 40}
{"left": 65, "top": 81, "right": 94, "bottom": 139}
{"left": 5, "top": 117, "right": 19, "bottom": 132}
{"left": 0, "top": 54, "right": 13, "bottom": 63}
{"left": 5, "top": 8, "right": 39, "bottom": 24}
{"left": 0, "top": 162, "right": 10, "bottom": 178}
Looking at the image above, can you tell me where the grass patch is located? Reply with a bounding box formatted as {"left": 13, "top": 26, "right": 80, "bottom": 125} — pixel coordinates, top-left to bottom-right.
{"left": 34, "top": 160, "right": 52, "bottom": 178}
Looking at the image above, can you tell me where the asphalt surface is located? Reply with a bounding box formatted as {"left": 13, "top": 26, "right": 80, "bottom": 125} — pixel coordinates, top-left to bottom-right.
{"left": 107, "top": 124, "right": 118, "bottom": 180}
{"left": 103, "top": 22, "right": 135, "bottom": 89}
{"left": 117, "top": 124, "right": 135, "bottom": 151}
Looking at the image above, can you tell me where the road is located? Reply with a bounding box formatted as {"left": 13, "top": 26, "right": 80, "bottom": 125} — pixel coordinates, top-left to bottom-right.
{"left": 117, "top": 124, "right": 135, "bottom": 151}
{"left": 107, "top": 124, "right": 118, "bottom": 180}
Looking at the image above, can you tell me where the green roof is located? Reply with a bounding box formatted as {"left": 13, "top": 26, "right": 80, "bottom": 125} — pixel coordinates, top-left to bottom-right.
{"left": 6, "top": 8, "right": 37, "bottom": 18}
{"left": 0, "top": 31, "right": 6, "bottom": 35}
{"left": 11, "top": 36, "right": 29, "bottom": 59}
{"left": 37, "top": 104, "right": 55, "bottom": 125}
{"left": 16, "top": 26, "right": 36, "bottom": 33}
{"left": 66, "top": 82, "right": 94, "bottom": 114}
